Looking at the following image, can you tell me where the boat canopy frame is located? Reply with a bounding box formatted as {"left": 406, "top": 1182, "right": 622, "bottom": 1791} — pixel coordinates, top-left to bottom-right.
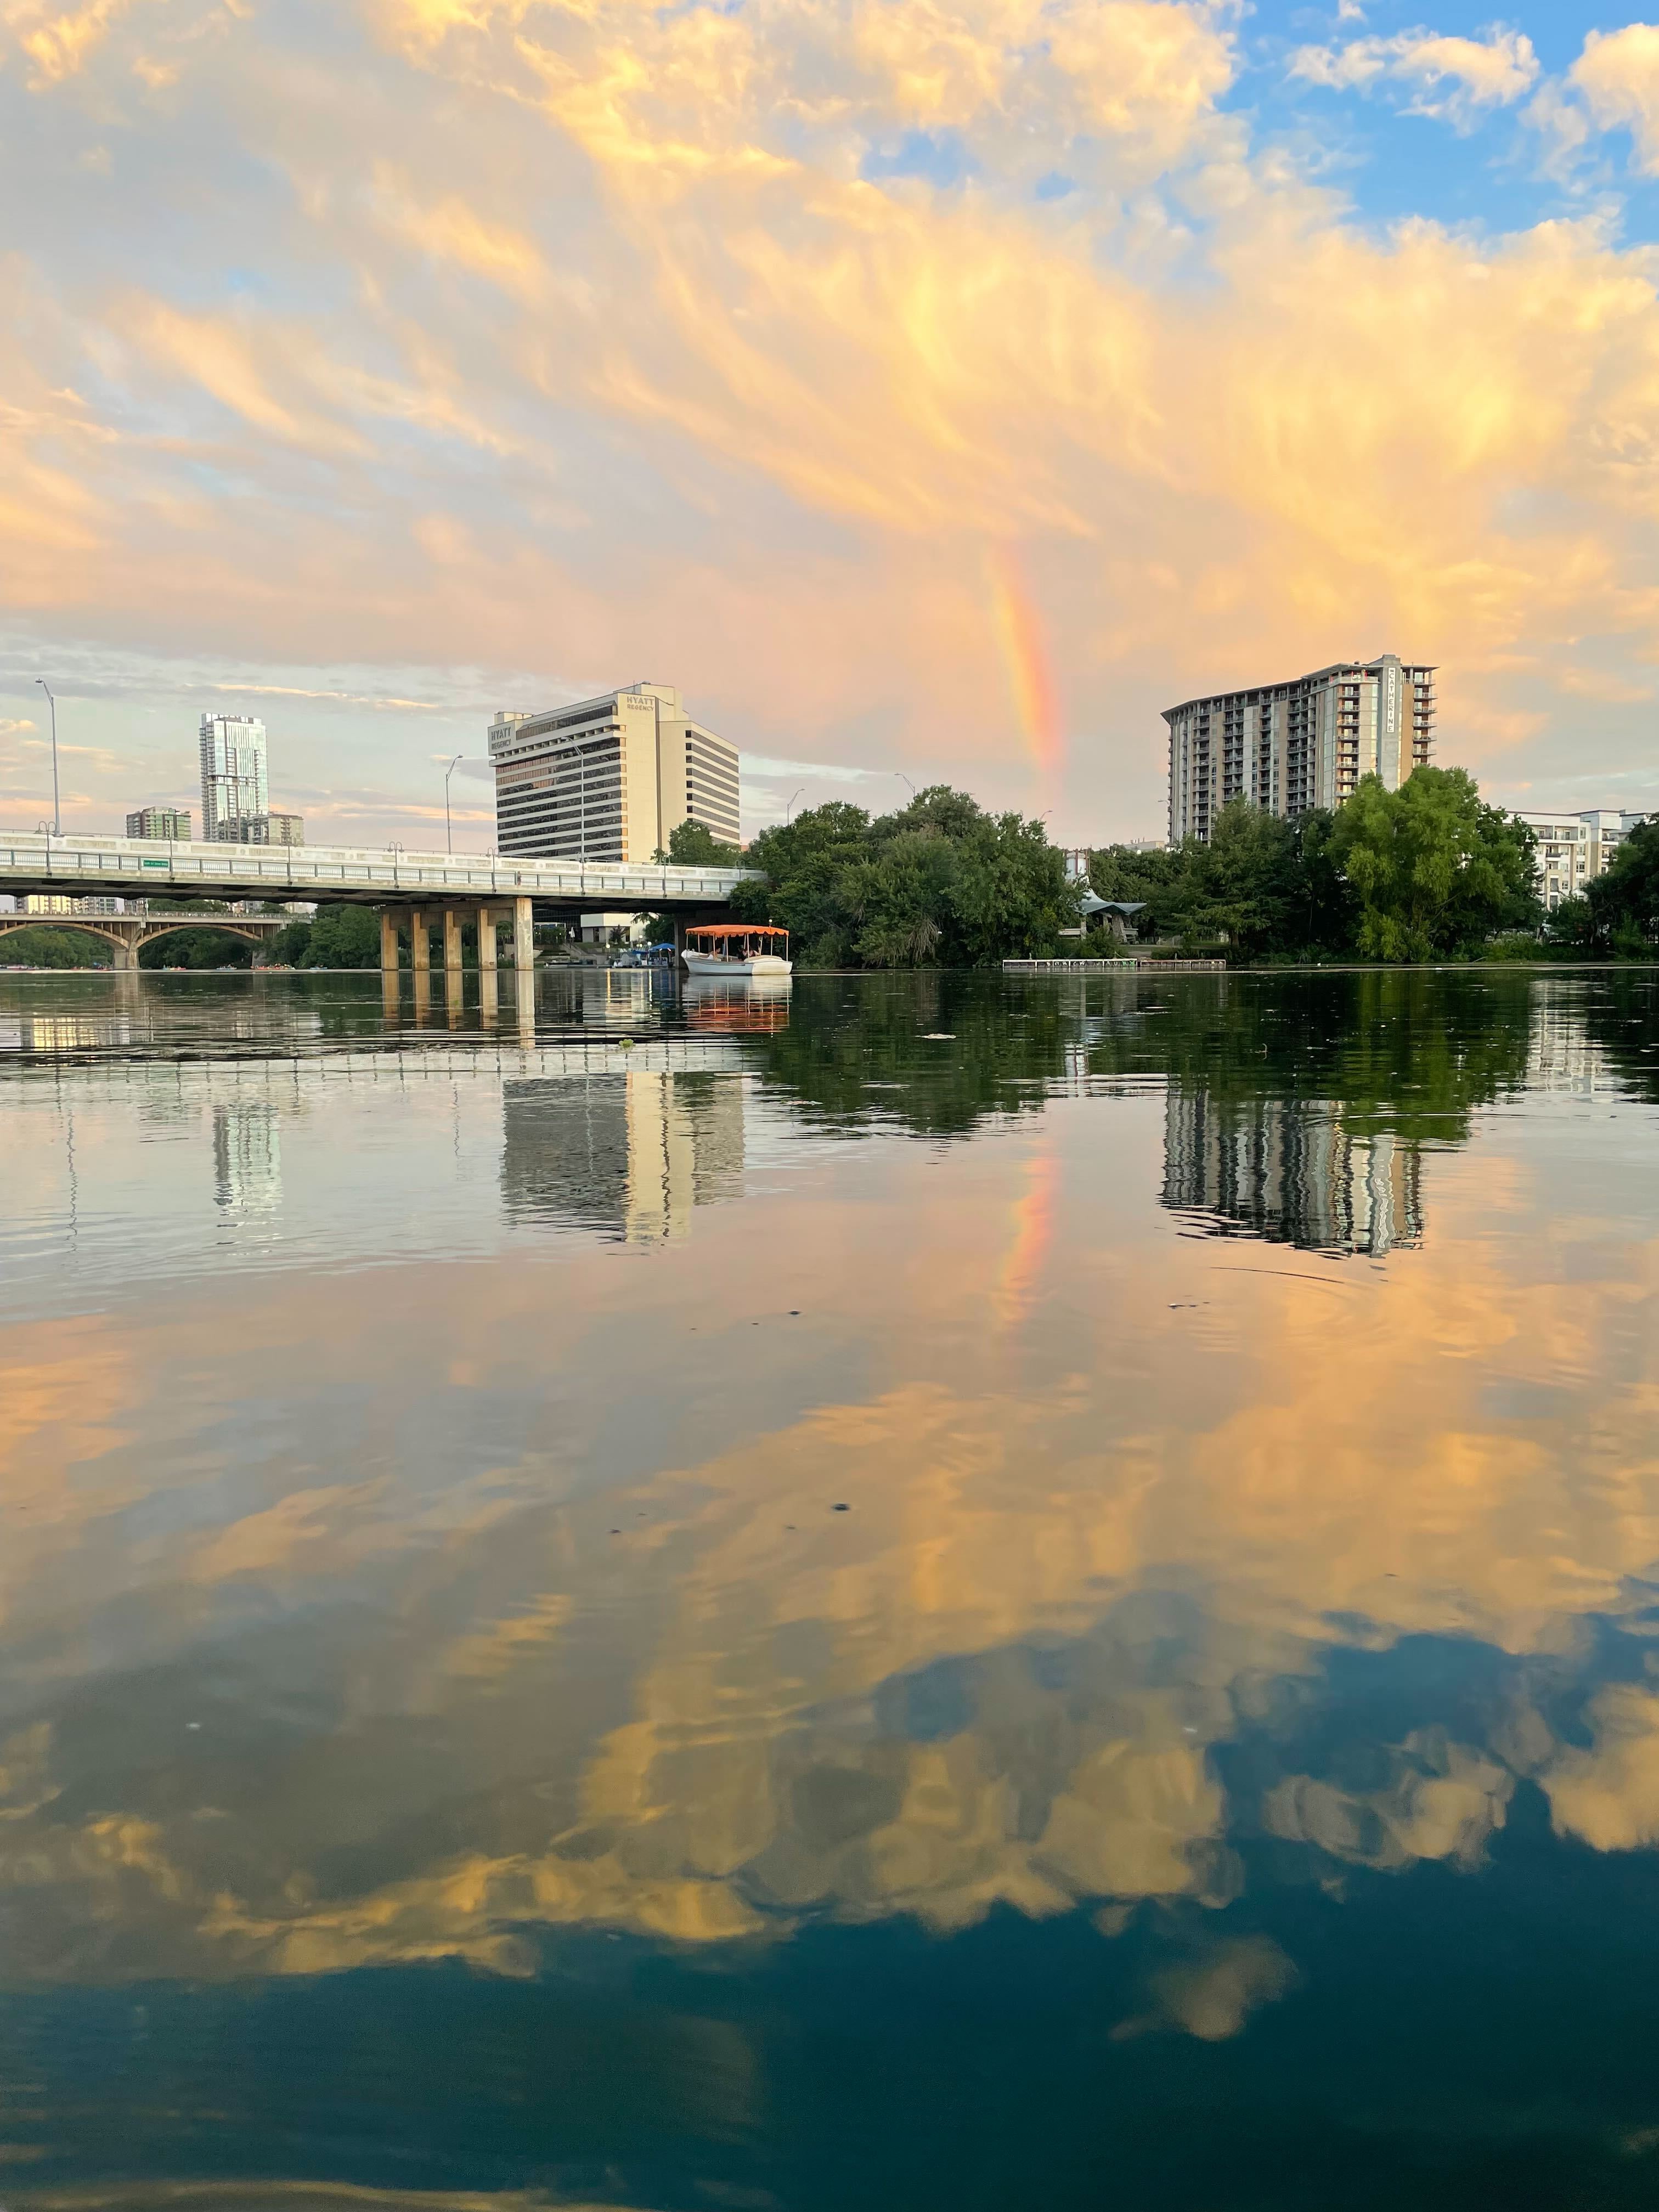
{"left": 684, "top": 923, "right": 789, "bottom": 952}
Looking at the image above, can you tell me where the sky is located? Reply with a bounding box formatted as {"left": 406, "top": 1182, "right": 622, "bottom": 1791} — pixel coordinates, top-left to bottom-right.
{"left": 3, "top": 0, "right": 1659, "bottom": 850}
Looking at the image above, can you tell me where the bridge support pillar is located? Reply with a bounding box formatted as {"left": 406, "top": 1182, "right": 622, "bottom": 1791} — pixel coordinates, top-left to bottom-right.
{"left": 380, "top": 910, "right": 399, "bottom": 975}
{"left": 410, "top": 907, "right": 430, "bottom": 974}
{"left": 514, "top": 895, "right": 534, "bottom": 974}
{"left": 112, "top": 934, "right": 141, "bottom": 973}
{"left": 443, "top": 908, "right": 463, "bottom": 977}
{"left": 476, "top": 904, "right": 497, "bottom": 970}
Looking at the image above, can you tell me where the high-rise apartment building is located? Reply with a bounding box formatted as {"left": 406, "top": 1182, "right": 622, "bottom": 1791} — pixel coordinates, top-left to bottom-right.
{"left": 199, "top": 714, "right": 269, "bottom": 841}
{"left": 126, "top": 806, "right": 192, "bottom": 841}
{"left": 1515, "top": 808, "right": 1649, "bottom": 910}
{"left": 488, "top": 684, "right": 740, "bottom": 863}
{"left": 1165, "top": 656, "right": 1435, "bottom": 844}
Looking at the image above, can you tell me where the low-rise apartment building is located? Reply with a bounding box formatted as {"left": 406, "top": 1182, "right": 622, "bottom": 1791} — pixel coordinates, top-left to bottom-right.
{"left": 1515, "top": 808, "right": 1649, "bottom": 910}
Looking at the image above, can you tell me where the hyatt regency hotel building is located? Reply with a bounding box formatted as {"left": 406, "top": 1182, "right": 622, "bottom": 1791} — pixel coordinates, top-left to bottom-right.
{"left": 1165, "top": 656, "right": 1435, "bottom": 844}
{"left": 489, "top": 683, "right": 740, "bottom": 862}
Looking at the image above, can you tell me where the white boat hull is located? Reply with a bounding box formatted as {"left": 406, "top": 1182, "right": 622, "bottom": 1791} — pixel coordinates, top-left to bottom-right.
{"left": 681, "top": 952, "right": 793, "bottom": 977}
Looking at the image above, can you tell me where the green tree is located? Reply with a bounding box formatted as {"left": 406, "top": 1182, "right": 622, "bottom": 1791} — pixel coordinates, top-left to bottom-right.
{"left": 1329, "top": 767, "right": 1538, "bottom": 962}
{"left": 1284, "top": 808, "right": 1358, "bottom": 956}
{"left": 302, "top": 905, "right": 382, "bottom": 969}
{"left": 0, "top": 927, "right": 112, "bottom": 968}
{"left": 267, "top": 918, "right": 314, "bottom": 966}
{"left": 657, "top": 819, "right": 743, "bottom": 867}
{"left": 731, "top": 789, "right": 1076, "bottom": 967}
{"left": 138, "top": 928, "right": 253, "bottom": 969}
{"left": 1543, "top": 894, "right": 1599, "bottom": 952}
{"left": 1091, "top": 805, "right": 1335, "bottom": 961}
{"left": 1587, "top": 820, "right": 1659, "bottom": 951}
{"left": 1191, "top": 799, "right": 1300, "bottom": 960}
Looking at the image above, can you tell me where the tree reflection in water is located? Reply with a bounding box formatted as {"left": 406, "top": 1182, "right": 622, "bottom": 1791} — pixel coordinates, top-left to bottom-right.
{"left": 0, "top": 966, "right": 1655, "bottom": 2204}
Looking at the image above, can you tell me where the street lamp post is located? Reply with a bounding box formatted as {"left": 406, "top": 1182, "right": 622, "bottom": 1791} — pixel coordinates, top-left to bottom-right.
{"left": 34, "top": 679, "right": 59, "bottom": 836}
{"left": 785, "top": 786, "right": 804, "bottom": 823}
{"left": 895, "top": 772, "right": 915, "bottom": 799}
{"left": 444, "top": 754, "right": 463, "bottom": 854}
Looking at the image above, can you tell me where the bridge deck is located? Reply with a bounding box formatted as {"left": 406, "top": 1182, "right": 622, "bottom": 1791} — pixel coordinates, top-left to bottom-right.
{"left": 0, "top": 832, "right": 753, "bottom": 911}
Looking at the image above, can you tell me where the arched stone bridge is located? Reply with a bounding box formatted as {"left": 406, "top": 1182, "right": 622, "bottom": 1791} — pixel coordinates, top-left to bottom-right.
{"left": 0, "top": 910, "right": 290, "bottom": 970}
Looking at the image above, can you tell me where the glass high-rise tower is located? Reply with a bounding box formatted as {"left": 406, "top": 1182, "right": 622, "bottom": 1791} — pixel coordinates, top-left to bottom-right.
{"left": 199, "top": 714, "right": 268, "bottom": 842}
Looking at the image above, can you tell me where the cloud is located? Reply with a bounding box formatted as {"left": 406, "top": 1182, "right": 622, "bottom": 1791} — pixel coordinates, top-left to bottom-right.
{"left": 0, "top": 0, "right": 1657, "bottom": 842}
{"left": 1571, "top": 22, "right": 1659, "bottom": 175}
{"left": 206, "top": 682, "right": 442, "bottom": 709}
{"left": 3, "top": 0, "right": 143, "bottom": 87}
{"left": 1543, "top": 1686, "right": 1659, "bottom": 1852}
{"left": 1289, "top": 23, "right": 1540, "bottom": 127}
{"left": 1136, "top": 1937, "right": 1299, "bottom": 2041}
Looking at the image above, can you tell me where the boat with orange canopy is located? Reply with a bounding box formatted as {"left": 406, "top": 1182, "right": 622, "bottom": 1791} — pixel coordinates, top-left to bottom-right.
{"left": 681, "top": 923, "right": 792, "bottom": 978}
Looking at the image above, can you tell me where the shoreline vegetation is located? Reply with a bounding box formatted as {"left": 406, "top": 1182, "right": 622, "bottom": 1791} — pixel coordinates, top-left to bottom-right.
{"left": 725, "top": 771, "right": 1659, "bottom": 970}
{"left": 5, "top": 775, "right": 1656, "bottom": 975}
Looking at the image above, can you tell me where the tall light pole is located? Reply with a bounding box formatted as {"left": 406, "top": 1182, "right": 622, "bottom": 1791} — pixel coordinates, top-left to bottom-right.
{"left": 34, "top": 679, "right": 59, "bottom": 835}
{"left": 894, "top": 772, "right": 915, "bottom": 799}
{"left": 444, "top": 754, "right": 463, "bottom": 854}
{"left": 785, "top": 786, "right": 804, "bottom": 822}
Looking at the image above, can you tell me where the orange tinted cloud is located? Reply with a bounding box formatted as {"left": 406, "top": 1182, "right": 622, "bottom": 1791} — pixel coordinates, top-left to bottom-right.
{"left": 5, "top": 0, "right": 1659, "bottom": 826}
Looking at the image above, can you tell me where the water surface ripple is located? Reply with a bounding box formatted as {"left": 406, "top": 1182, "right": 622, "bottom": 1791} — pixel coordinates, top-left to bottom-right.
{"left": 1, "top": 966, "right": 1657, "bottom": 2209}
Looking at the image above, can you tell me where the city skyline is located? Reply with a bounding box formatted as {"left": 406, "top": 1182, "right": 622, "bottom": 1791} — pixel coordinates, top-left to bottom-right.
{"left": 4, "top": 4, "right": 1659, "bottom": 851}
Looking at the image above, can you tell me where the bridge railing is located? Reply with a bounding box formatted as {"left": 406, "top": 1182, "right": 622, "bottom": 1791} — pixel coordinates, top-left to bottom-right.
{"left": 0, "top": 831, "right": 754, "bottom": 905}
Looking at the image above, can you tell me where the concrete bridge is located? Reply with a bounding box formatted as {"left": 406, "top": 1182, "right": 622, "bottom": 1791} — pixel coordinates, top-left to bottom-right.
{"left": 0, "top": 830, "right": 754, "bottom": 973}
{"left": 0, "top": 904, "right": 290, "bottom": 970}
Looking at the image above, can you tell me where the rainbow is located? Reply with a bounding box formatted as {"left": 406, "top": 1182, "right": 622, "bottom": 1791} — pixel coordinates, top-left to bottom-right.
{"left": 987, "top": 545, "right": 1064, "bottom": 794}
{"left": 995, "top": 1144, "right": 1060, "bottom": 1331}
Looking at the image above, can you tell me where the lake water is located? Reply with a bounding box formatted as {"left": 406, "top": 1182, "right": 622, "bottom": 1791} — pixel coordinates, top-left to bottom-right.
{"left": 2, "top": 963, "right": 1658, "bottom": 2209}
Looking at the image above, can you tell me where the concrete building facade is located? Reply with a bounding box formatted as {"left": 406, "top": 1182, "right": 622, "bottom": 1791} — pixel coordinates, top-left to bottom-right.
{"left": 242, "top": 811, "right": 306, "bottom": 848}
{"left": 1165, "top": 656, "right": 1435, "bottom": 844}
{"left": 489, "top": 684, "right": 740, "bottom": 864}
{"left": 24, "top": 894, "right": 123, "bottom": 917}
{"left": 126, "top": 807, "right": 192, "bottom": 841}
{"left": 1515, "top": 808, "right": 1649, "bottom": 910}
{"left": 199, "top": 714, "right": 269, "bottom": 842}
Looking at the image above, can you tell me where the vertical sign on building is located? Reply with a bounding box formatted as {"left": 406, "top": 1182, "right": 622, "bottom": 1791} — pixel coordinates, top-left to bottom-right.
{"left": 1377, "top": 657, "right": 1402, "bottom": 787}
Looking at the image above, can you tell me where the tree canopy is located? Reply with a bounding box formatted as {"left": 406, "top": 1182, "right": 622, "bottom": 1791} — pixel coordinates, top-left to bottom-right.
{"left": 657, "top": 819, "right": 743, "bottom": 867}
{"left": 267, "top": 905, "right": 381, "bottom": 969}
{"left": 1587, "top": 820, "right": 1659, "bottom": 952}
{"left": 1328, "top": 767, "right": 1537, "bottom": 962}
{"left": 1092, "top": 770, "right": 1541, "bottom": 964}
{"left": 730, "top": 787, "right": 1079, "bottom": 967}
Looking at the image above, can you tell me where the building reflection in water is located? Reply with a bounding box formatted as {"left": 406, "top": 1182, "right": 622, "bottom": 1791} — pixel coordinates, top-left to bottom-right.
{"left": 212, "top": 1100, "right": 283, "bottom": 1224}
{"left": 503, "top": 1064, "right": 746, "bottom": 1242}
{"left": 1527, "top": 978, "right": 1618, "bottom": 1096}
{"left": 1162, "top": 1091, "right": 1423, "bottom": 1255}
